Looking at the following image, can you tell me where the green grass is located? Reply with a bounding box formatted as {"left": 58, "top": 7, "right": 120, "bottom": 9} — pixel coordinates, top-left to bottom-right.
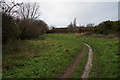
{"left": 71, "top": 45, "right": 89, "bottom": 78}
{"left": 78, "top": 37, "right": 119, "bottom": 78}
{"left": 3, "top": 34, "right": 84, "bottom": 78}
{"left": 3, "top": 34, "right": 119, "bottom": 78}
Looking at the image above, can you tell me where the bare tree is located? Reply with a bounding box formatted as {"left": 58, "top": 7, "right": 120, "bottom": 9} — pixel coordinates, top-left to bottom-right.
{"left": 73, "top": 18, "right": 76, "bottom": 27}
{"left": 49, "top": 25, "right": 55, "bottom": 30}
{"left": 0, "top": 0, "right": 22, "bottom": 16}
{"left": 18, "top": 2, "right": 40, "bottom": 20}
{"left": 67, "top": 22, "right": 73, "bottom": 28}
{"left": 86, "top": 23, "right": 94, "bottom": 27}
{"left": 1, "top": 0, "right": 22, "bottom": 44}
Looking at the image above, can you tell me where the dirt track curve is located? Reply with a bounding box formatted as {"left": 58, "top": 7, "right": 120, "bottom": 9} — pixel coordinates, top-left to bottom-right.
{"left": 81, "top": 43, "right": 93, "bottom": 78}
{"left": 60, "top": 43, "right": 93, "bottom": 78}
{"left": 60, "top": 44, "right": 87, "bottom": 78}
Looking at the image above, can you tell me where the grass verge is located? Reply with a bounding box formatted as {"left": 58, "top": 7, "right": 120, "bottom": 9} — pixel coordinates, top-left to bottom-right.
{"left": 3, "top": 34, "right": 83, "bottom": 78}
{"left": 3, "top": 34, "right": 119, "bottom": 78}
{"left": 78, "top": 37, "right": 119, "bottom": 78}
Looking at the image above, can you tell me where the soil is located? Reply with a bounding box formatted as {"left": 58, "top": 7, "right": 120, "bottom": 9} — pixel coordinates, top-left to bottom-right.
{"left": 81, "top": 43, "right": 93, "bottom": 78}
{"left": 59, "top": 43, "right": 93, "bottom": 78}
{"left": 60, "top": 44, "right": 87, "bottom": 78}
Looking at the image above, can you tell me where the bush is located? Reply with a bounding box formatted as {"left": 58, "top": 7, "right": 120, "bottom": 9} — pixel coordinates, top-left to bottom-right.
{"left": 2, "top": 13, "right": 21, "bottom": 44}
{"left": 94, "top": 20, "right": 119, "bottom": 35}
{"left": 18, "top": 19, "right": 48, "bottom": 40}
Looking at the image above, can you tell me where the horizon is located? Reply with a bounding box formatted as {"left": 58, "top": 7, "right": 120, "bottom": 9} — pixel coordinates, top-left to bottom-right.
{"left": 10, "top": 0, "right": 119, "bottom": 28}
{"left": 54, "top": 19, "right": 118, "bottom": 28}
{"left": 40, "top": 2, "right": 118, "bottom": 28}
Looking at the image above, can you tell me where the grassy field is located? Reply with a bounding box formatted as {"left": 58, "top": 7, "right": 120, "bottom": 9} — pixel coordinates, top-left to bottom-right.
{"left": 2, "top": 34, "right": 119, "bottom": 78}
{"left": 71, "top": 36, "right": 119, "bottom": 78}
{"left": 3, "top": 34, "right": 84, "bottom": 78}
{"left": 81, "top": 37, "right": 119, "bottom": 78}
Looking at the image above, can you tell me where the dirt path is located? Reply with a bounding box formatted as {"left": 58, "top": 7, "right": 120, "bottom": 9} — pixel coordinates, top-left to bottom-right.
{"left": 60, "top": 44, "right": 87, "bottom": 78}
{"left": 81, "top": 43, "right": 93, "bottom": 78}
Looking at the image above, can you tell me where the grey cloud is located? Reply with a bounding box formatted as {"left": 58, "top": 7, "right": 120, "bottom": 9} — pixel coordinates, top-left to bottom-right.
{"left": 39, "top": 2, "right": 118, "bottom": 27}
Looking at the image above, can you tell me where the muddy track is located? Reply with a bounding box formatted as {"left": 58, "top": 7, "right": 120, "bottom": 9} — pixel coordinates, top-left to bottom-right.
{"left": 81, "top": 43, "right": 93, "bottom": 78}
{"left": 60, "top": 43, "right": 93, "bottom": 78}
{"left": 60, "top": 44, "right": 87, "bottom": 78}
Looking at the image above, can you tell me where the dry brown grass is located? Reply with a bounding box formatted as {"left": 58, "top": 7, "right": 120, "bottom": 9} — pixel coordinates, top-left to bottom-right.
{"left": 76, "top": 32, "right": 118, "bottom": 39}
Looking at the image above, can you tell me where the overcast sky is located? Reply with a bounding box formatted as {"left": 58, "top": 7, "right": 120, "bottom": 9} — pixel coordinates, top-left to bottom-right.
{"left": 14, "top": 0, "right": 119, "bottom": 27}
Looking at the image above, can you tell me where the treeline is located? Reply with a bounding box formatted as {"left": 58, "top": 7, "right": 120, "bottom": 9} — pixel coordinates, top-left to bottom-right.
{"left": 94, "top": 20, "right": 120, "bottom": 35}
{"left": 47, "top": 18, "right": 94, "bottom": 34}
{"left": 47, "top": 20, "right": 119, "bottom": 35}
{"left": 1, "top": 0, "right": 48, "bottom": 44}
{"left": 47, "top": 27, "right": 94, "bottom": 33}
{"left": 67, "top": 19, "right": 119, "bottom": 35}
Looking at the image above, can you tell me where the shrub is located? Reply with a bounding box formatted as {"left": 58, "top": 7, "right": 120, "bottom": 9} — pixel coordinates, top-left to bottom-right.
{"left": 94, "top": 20, "right": 119, "bottom": 35}
{"left": 18, "top": 19, "right": 48, "bottom": 40}
{"left": 2, "top": 13, "right": 20, "bottom": 44}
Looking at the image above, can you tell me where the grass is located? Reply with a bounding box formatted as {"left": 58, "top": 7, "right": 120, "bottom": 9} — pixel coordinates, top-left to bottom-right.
{"left": 71, "top": 35, "right": 119, "bottom": 78}
{"left": 2, "top": 34, "right": 119, "bottom": 78}
{"left": 78, "top": 36, "right": 119, "bottom": 78}
{"left": 3, "top": 34, "right": 84, "bottom": 78}
{"left": 71, "top": 44, "right": 89, "bottom": 78}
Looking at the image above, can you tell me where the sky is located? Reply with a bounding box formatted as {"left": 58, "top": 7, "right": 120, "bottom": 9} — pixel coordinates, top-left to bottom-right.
{"left": 13, "top": 0, "right": 119, "bottom": 27}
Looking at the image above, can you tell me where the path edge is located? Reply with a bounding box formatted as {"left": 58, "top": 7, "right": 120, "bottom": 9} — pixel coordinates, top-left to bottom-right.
{"left": 81, "top": 43, "right": 93, "bottom": 78}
